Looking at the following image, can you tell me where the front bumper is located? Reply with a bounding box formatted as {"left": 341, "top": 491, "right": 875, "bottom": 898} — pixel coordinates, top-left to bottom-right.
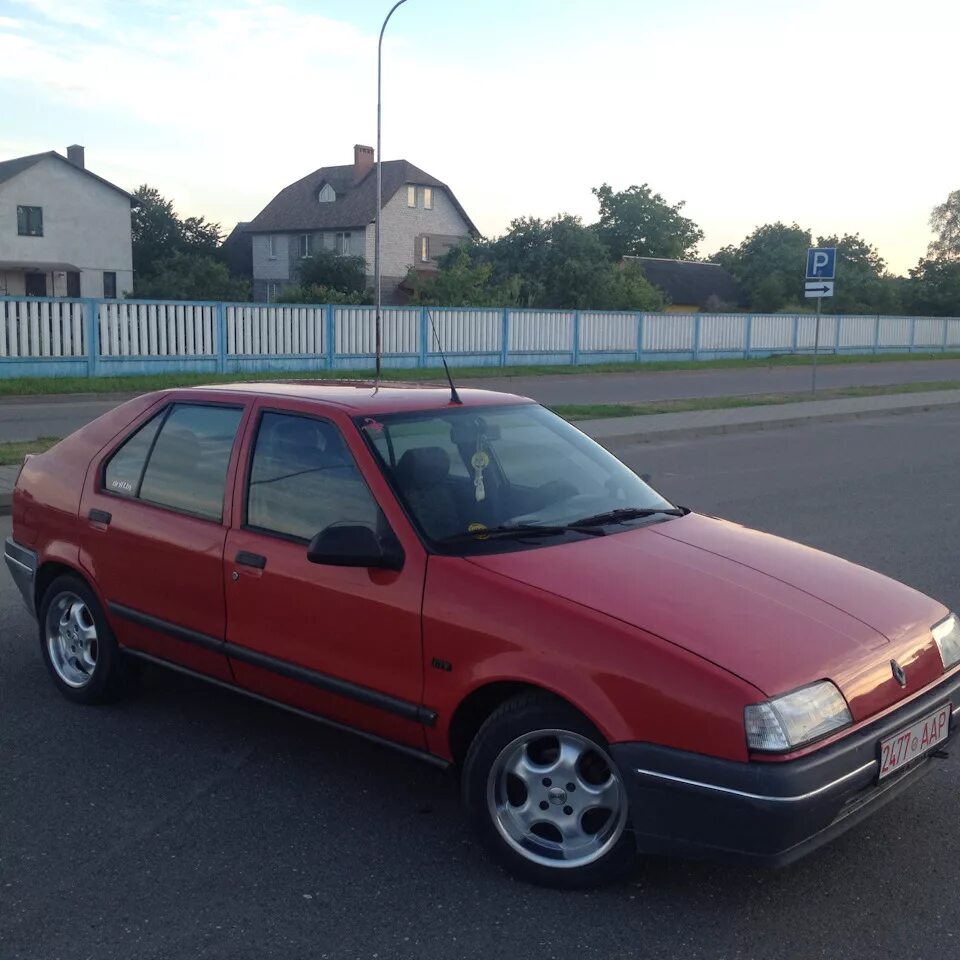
{"left": 5, "top": 537, "right": 37, "bottom": 616}
{"left": 611, "top": 671, "right": 960, "bottom": 866}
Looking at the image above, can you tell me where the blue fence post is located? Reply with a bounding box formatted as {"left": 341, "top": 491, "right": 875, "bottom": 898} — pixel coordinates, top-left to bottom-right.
{"left": 500, "top": 308, "right": 509, "bottom": 367}
{"left": 215, "top": 302, "right": 227, "bottom": 373}
{"left": 419, "top": 307, "right": 429, "bottom": 367}
{"left": 84, "top": 298, "right": 99, "bottom": 377}
{"left": 834, "top": 312, "right": 842, "bottom": 355}
{"left": 791, "top": 314, "right": 799, "bottom": 354}
{"left": 909, "top": 315, "right": 917, "bottom": 354}
{"left": 693, "top": 314, "right": 702, "bottom": 360}
{"left": 943, "top": 317, "right": 950, "bottom": 353}
{"left": 635, "top": 312, "right": 644, "bottom": 362}
{"left": 874, "top": 315, "right": 881, "bottom": 354}
{"left": 325, "top": 304, "right": 335, "bottom": 369}
{"left": 572, "top": 311, "right": 581, "bottom": 365}
{"left": 744, "top": 314, "right": 754, "bottom": 359}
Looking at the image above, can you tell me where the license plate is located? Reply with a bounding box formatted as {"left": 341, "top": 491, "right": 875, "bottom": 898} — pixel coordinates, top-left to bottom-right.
{"left": 878, "top": 704, "right": 951, "bottom": 780}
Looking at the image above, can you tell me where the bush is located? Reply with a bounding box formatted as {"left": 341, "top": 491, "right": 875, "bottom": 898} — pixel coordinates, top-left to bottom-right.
{"left": 297, "top": 250, "right": 367, "bottom": 294}
{"left": 274, "top": 284, "right": 369, "bottom": 305}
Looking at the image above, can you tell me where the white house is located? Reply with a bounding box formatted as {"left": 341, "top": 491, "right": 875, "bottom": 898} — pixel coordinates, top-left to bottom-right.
{"left": 246, "top": 144, "right": 478, "bottom": 303}
{"left": 0, "top": 145, "right": 135, "bottom": 300}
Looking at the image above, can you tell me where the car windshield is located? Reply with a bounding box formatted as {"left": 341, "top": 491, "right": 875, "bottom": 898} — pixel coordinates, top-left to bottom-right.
{"left": 357, "top": 403, "right": 677, "bottom": 554}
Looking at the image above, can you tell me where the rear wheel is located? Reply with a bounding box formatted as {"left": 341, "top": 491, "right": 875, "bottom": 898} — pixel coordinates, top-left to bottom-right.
{"left": 39, "top": 574, "right": 139, "bottom": 704}
{"left": 462, "top": 692, "right": 634, "bottom": 888}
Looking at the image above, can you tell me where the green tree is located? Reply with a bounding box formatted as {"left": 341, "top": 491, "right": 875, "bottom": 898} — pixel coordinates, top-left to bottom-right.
{"left": 929, "top": 189, "right": 960, "bottom": 261}
{"left": 815, "top": 233, "right": 901, "bottom": 314}
{"left": 713, "top": 222, "right": 812, "bottom": 311}
{"left": 296, "top": 249, "right": 367, "bottom": 294}
{"left": 129, "top": 253, "right": 250, "bottom": 301}
{"left": 131, "top": 185, "right": 222, "bottom": 279}
{"left": 592, "top": 182, "right": 704, "bottom": 261}
{"left": 411, "top": 218, "right": 664, "bottom": 310}
{"left": 407, "top": 247, "right": 521, "bottom": 306}
{"left": 906, "top": 258, "right": 960, "bottom": 316}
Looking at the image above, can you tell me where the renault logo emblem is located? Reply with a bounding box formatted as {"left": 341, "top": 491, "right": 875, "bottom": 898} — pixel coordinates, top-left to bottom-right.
{"left": 891, "top": 660, "right": 907, "bottom": 688}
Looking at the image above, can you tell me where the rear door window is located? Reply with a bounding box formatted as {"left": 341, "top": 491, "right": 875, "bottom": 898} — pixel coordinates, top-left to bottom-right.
{"left": 103, "top": 403, "right": 243, "bottom": 521}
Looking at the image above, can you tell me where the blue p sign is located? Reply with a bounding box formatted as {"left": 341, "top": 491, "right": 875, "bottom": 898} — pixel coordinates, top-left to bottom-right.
{"left": 806, "top": 247, "right": 837, "bottom": 280}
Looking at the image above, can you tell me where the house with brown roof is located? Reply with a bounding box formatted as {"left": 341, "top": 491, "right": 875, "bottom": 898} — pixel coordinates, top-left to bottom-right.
{"left": 0, "top": 145, "right": 135, "bottom": 299}
{"left": 246, "top": 144, "right": 478, "bottom": 303}
{"left": 625, "top": 257, "right": 742, "bottom": 312}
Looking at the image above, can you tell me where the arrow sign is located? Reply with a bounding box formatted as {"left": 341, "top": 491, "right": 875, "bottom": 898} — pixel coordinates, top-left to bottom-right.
{"left": 805, "top": 281, "right": 834, "bottom": 298}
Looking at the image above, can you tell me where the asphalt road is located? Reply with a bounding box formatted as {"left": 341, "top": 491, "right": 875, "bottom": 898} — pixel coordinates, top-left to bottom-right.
{"left": 4, "top": 357, "right": 960, "bottom": 441}
{"left": 2, "top": 407, "right": 959, "bottom": 960}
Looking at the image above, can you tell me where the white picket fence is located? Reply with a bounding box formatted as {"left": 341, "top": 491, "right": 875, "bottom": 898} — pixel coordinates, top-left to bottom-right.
{"left": 1, "top": 296, "right": 959, "bottom": 376}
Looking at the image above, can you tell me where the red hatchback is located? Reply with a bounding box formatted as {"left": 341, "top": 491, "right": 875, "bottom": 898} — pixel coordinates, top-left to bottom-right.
{"left": 6, "top": 382, "right": 959, "bottom": 887}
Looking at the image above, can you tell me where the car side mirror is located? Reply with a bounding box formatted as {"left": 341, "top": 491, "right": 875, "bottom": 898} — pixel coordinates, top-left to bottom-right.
{"left": 306, "top": 524, "right": 404, "bottom": 571}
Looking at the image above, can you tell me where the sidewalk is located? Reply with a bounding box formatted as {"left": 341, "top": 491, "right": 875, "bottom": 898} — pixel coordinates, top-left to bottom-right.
{"left": 1, "top": 388, "right": 959, "bottom": 516}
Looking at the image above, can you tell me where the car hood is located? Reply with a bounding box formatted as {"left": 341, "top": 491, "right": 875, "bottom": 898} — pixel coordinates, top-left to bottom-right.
{"left": 466, "top": 513, "right": 948, "bottom": 720}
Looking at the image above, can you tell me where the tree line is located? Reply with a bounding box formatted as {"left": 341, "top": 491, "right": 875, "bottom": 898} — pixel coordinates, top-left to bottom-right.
{"left": 130, "top": 182, "right": 960, "bottom": 316}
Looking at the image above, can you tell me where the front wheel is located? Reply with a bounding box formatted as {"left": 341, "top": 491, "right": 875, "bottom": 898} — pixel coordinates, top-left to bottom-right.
{"left": 39, "top": 574, "right": 139, "bottom": 704}
{"left": 462, "top": 692, "right": 635, "bottom": 888}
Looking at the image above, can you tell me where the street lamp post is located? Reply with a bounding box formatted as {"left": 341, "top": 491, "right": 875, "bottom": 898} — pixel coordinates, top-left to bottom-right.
{"left": 375, "top": 0, "right": 409, "bottom": 380}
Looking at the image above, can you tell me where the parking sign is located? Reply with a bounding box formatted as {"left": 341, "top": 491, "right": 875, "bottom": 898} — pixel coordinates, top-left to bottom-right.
{"left": 806, "top": 247, "right": 837, "bottom": 280}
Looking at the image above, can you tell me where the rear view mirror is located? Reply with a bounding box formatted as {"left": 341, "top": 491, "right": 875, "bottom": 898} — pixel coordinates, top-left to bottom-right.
{"left": 307, "top": 525, "right": 404, "bottom": 571}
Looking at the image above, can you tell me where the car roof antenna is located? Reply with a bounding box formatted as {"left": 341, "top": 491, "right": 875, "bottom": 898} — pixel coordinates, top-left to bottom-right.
{"left": 427, "top": 309, "right": 462, "bottom": 405}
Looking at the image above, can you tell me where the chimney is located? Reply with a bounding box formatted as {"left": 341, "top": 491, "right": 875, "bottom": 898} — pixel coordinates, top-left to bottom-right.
{"left": 66, "top": 144, "right": 85, "bottom": 169}
{"left": 353, "top": 144, "right": 374, "bottom": 184}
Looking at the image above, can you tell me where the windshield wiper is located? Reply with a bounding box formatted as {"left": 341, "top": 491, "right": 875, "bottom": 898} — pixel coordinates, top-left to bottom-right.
{"left": 439, "top": 523, "right": 607, "bottom": 543}
{"left": 569, "top": 506, "right": 685, "bottom": 528}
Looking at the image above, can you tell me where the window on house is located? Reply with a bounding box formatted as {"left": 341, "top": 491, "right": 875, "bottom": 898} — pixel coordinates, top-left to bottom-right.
{"left": 407, "top": 186, "right": 416, "bottom": 208}
{"left": 268, "top": 234, "right": 279, "bottom": 258}
{"left": 103, "top": 272, "right": 117, "bottom": 299}
{"left": 335, "top": 232, "right": 352, "bottom": 255}
{"left": 420, "top": 236, "right": 431, "bottom": 262}
{"left": 423, "top": 188, "right": 433, "bottom": 210}
{"left": 299, "top": 234, "right": 313, "bottom": 258}
{"left": 318, "top": 183, "right": 336, "bottom": 203}
{"left": 66, "top": 271, "right": 81, "bottom": 298}
{"left": 17, "top": 206, "right": 43, "bottom": 237}
{"left": 265, "top": 282, "right": 281, "bottom": 302}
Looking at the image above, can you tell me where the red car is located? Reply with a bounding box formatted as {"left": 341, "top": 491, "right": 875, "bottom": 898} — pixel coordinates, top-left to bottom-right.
{"left": 5, "top": 382, "right": 959, "bottom": 887}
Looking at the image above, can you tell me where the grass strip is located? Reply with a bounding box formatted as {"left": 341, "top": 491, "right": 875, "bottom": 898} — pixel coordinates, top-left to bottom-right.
{"left": 3, "top": 351, "right": 960, "bottom": 397}
{"left": 551, "top": 380, "right": 960, "bottom": 420}
{"left": 0, "top": 436, "right": 61, "bottom": 465}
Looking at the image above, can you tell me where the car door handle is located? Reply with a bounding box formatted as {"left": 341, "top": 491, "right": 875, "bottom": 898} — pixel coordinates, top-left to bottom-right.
{"left": 88, "top": 509, "right": 112, "bottom": 525}
{"left": 235, "top": 551, "right": 267, "bottom": 569}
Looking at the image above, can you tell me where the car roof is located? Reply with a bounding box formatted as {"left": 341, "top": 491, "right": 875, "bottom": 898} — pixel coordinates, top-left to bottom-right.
{"left": 178, "top": 380, "right": 535, "bottom": 414}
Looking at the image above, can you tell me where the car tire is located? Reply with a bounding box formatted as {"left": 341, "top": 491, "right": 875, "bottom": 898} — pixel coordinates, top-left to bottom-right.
{"left": 38, "top": 573, "right": 139, "bottom": 704}
{"left": 462, "top": 691, "right": 635, "bottom": 888}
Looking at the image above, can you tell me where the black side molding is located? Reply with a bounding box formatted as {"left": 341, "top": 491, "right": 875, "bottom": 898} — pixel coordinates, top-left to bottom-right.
{"left": 235, "top": 551, "right": 266, "bottom": 569}
{"left": 225, "top": 641, "right": 437, "bottom": 726}
{"left": 88, "top": 509, "right": 112, "bottom": 525}
{"left": 122, "top": 648, "right": 450, "bottom": 770}
{"left": 105, "top": 601, "right": 437, "bottom": 727}
{"left": 108, "top": 602, "right": 225, "bottom": 654}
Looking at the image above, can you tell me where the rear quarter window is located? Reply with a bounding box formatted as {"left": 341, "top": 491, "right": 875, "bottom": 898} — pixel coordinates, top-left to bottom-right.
{"left": 102, "top": 403, "right": 244, "bottom": 521}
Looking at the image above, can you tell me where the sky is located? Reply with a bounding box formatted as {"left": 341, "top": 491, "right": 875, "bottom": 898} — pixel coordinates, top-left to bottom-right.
{"left": 0, "top": 0, "right": 956, "bottom": 274}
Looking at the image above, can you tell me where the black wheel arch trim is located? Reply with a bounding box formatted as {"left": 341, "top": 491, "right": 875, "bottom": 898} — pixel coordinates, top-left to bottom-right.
{"left": 107, "top": 601, "right": 437, "bottom": 726}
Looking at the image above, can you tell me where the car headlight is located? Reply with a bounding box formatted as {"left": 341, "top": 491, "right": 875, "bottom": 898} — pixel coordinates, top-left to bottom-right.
{"left": 745, "top": 681, "right": 853, "bottom": 752}
{"left": 933, "top": 613, "right": 960, "bottom": 670}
